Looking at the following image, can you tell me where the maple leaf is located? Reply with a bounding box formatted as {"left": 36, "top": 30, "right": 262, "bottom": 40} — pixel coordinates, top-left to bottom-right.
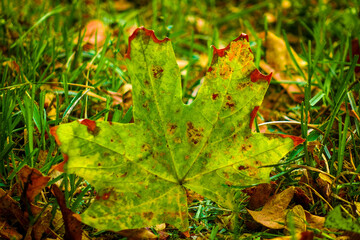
{"left": 51, "top": 27, "right": 304, "bottom": 231}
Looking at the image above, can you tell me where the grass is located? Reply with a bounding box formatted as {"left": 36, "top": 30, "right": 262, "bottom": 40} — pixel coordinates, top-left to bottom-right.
{"left": 0, "top": 0, "right": 360, "bottom": 239}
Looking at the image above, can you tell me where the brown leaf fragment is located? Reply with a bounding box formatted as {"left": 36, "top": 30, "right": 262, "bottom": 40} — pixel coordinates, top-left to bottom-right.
{"left": 118, "top": 228, "right": 158, "bottom": 239}
{"left": 259, "top": 31, "right": 308, "bottom": 102}
{"left": 75, "top": 20, "right": 107, "bottom": 50}
{"left": 247, "top": 187, "right": 295, "bottom": 229}
{"left": 269, "top": 231, "right": 314, "bottom": 240}
{"left": 0, "top": 188, "right": 29, "bottom": 228}
{"left": 243, "top": 183, "right": 274, "bottom": 210}
{"left": 30, "top": 205, "right": 53, "bottom": 240}
{"left": 51, "top": 184, "right": 83, "bottom": 240}
{"left": 286, "top": 205, "right": 307, "bottom": 234}
{"left": 293, "top": 187, "right": 312, "bottom": 209}
{"left": 113, "top": 0, "right": 133, "bottom": 11}
{"left": 0, "top": 220, "right": 23, "bottom": 240}
{"left": 304, "top": 211, "right": 325, "bottom": 230}
{"left": 18, "top": 165, "right": 50, "bottom": 203}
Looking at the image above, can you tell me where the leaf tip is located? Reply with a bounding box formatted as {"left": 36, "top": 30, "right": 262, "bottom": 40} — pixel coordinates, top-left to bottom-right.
{"left": 210, "top": 33, "right": 249, "bottom": 58}
{"left": 124, "top": 26, "right": 170, "bottom": 60}
{"left": 279, "top": 134, "right": 305, "bottom": 147}
{"left": 182, "top": 231, "right": 190, "bottom": 238}
{"left": 51, "top": 153, "right": 69, "bottom": 172}
{"left": 250, "top": 69, "right": 272, "bottom": 85}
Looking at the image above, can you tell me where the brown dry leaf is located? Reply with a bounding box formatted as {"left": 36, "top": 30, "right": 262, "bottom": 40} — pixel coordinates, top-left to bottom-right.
{"left": 304, "top": 211, "right": 325, "bottom": 230}
{"left": 0, "top": 188, "right": 28, "bottom": 230}
{"left": 75, "top": 20, "right": 107, "bottom": 50}
{"left": 247, "top": 187, "right": 295, "bottom": 229}
{"left": 286, "top": 205, "right": 307, "bottom": 234}
{"left": 0, "top": 220, "right": 23, "bottom": 240}
{"left": 107, "top": 83, "right": 132, "bottom": 108}
{"left": 293, "top": 187, "right": 312, "bottom": 209}
{"left": 269, "top": 231, "right": 314, "bottom": 240}
{"left": 316, "top": 173, "right": 332, "bottom": 199}
{"left": 2, "top": 60, "right": 20, "bottom": 73}
{"left": 52, "top": 184, "right": 83, "bottom": 240}
{"left": 29, "top": 204, "right": 54, "bottom": 240}
{"left": 259, "top": 31, "right": 307, "bottom": 102}
{"left": 118, "top": 228, "right": 158, "bottom": 239}
{"left": 113, "top": 0, "right": 133, "bottom": 11}
{"left": 18, "top": 165, "right": 50, "bottom": 203}
{"left": 243, "top": 183, "right": 273, "bottom": 210}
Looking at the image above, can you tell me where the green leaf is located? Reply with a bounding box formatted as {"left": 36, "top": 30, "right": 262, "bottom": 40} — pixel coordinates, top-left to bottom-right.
{"left": 51, "top": 27, "right": 304, "bottom": 232}
{"left": 325, "top": 206, "right": 360, "bottom": 233}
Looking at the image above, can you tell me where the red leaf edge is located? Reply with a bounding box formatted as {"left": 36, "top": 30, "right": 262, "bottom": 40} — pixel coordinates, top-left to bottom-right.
{"left": 279, "top": 134, "right": 305, "bottom": 148}
{"left": 249, "top": 106, "right": 260, "bottom": 129}
{"left": 210, "top": 33, "right": 249, "bottom": 58}
{"left": 124, "top": 26, "right": 170, "bottom": 60}
{"left": 50, "top": 126, "right": 61, "bottom": 145}
{"left": 251, "top": 69, "right": 272, "bottom": 85}
{"left": 79, "top": 119, "right": 97, "bottom": 132}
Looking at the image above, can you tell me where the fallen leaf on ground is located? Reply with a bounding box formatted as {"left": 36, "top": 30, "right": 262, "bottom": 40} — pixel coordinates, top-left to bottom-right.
{"left": 51, "top": 27, "right": 303, "bottom": 231}
{"left": 248, "top": 187, "right": 295, "bottom": 229}
{"left": 243, "top": 183, "right": 274, "bottom": 210}
{"left": 259, "top": 31, "right": 307, "bottom": 102}
{"left": 75, "top": 20, "right": 107, "bottom": 50}
{"left": 18, "top": 165, "right": 50, "bottom": 202}
{"left": 0, "top": 220, "right": 23, "bottom": 240}
{"left": 113, "top": 0, "right": 133, "bottom": 11}
{"left": 304, "top": 211, "right": 325, "bottom": 230}
{"left": 269, "top": 231, "right": 314, "bottom": 240}
{"left": 286, "top": 205, "right": 307, "bottom": 233}
{"left": 52, "top": 184, "right": 83, "bottom": 240}
{"left": 118, "top": 228, "right": 158, "bottom": 239}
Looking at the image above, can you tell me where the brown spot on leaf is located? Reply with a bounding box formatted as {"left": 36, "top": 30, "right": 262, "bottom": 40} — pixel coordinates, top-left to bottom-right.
{"left": 212, "top": 93, "right": 219, "bottom": 100}
{"left": 174, "top": 137, "right": 182, "bottom": 143}
{"left": 120, "top": 172, "right": 128, "bottom": 178}
{"left": 237, "top": 81, "right": 252, "bottom": 90}
{"left": 152, "top": 65, "right": 164, "bottom": 79}
{"left": 241, "top": 144, "right": 252, "bottom": 151}
{"left": 141, "top": 144, "right": 151, "bottom": 152}
{"left": 186, "top": 122, "right": 203, "bottom": 145}
{"left": 219, "top": 63, "right": 231, "bottom": 79}
{"left": 238, "top": 165, "right": 249, "bottom": 170}
{"left": 142, "top": 212, "right": 154, "bottom": 221}
{"left": 102, "top": 192, "right": 111, "bottom": 200}
{"left": 97, "top": 163, "right": 101, "bottom": 166}
{"left": 167, "top": 123, "right": 177, "bottom": 135}
{"left": 144, "top": 80, "right": 150, "bottom": 85}
{"left": 224, "top": 94, "right": 236, "bottom": 110}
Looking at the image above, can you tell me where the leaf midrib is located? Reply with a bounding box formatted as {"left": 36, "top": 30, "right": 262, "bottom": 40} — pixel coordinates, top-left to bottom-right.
{"left": 139, "top": 40, "right": 181, "bottom": 182}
